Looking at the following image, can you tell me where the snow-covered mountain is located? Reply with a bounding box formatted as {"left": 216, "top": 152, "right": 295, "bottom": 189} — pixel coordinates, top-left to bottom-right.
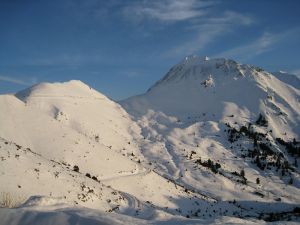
{"left": 121, "top": 55, "right": 300, "bottom": 221}
{"left": 0, "top": 56, "right": 300, "bottom": 224}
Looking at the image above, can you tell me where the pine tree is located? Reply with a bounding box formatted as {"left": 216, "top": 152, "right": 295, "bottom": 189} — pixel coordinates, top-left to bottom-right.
{"left": 256, "top": 177, "right": 260, "bottom": 184}
{"left": 240, "top": 169, "right": 245, "bottom": 177}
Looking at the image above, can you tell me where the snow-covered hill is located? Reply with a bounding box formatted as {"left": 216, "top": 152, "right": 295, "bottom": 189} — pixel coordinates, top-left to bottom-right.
{"left": 1, "top": 56, "right": 300, "bottom": 224}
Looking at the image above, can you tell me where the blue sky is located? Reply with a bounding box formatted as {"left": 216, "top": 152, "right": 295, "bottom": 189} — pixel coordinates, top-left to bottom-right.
{"left": 0, "top": 0, "right": 299, "bottom": 100}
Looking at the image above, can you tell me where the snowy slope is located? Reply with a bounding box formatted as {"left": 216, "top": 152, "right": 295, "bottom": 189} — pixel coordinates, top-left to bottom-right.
{"left": 0, "top": 81, "right": 144, "bottom": 184}
{"left": 14, "top": 80, "right": 142, "bottom": 155}
{"left": 1, "top": 56, "right": 300, "bottom": 224}
{"left": 0, "top": 199, "right": 265, "bottom": 225}
{"left": 0, "top": 81, "right": 148, "bottom": 214}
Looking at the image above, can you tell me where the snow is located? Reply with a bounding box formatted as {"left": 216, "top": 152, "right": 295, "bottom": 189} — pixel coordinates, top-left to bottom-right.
{"left": 1, "top": 57, "right": 300, "bottom": 224}
{"left": 0, "top": 204, "right": 267, "bottom": 225}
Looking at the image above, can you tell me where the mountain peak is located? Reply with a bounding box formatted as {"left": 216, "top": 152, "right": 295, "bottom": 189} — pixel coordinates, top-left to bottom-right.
{"left": 148, "top": 56, "right": 243, "bottom": 92}
{"left": 15, "top": 80, "right": 105, "bottom": 102}
{"left": 126, "top": 55, "right": 300, "bottom": 120}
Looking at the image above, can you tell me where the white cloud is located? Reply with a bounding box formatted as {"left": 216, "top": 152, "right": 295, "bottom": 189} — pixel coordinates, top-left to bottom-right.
{"left": 215, "top": 28, "right": 300, "bottom": 61}
{"left": 0, "top": 75, "right": 34, "bottom": 86}
{"left": 123, "top": 0, "right": 217, "bottom": 23}
{"left": 165, "top": 25, "right": 222, "bottom": 57}
{"left": 164, "top": 11, "right": 254, "bottom": 57}
{"left": 215, "top": 32, "right": 275, "bottom": 60}
{"left": 122, "top": 1, "right": 255, "bottom": 58}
